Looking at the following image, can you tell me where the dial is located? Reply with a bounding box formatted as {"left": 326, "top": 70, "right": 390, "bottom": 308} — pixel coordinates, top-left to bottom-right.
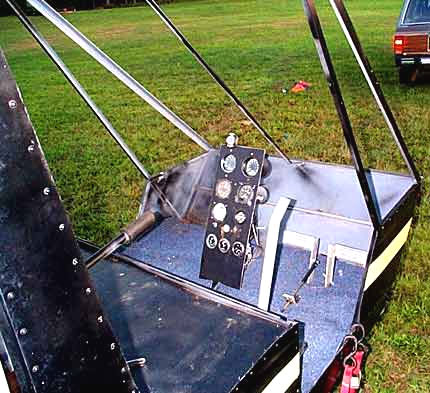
{"left": 243, "top": 157, "right": 260, "bottom": 177}
{"left": 215, "top": 179, "right": 232, "bottom": 199}
{"left": 212, "top": 203, "right": 227, "bottom": 222}
{"left": 232, "top": 242, "right": 245, "bottom": 257}
{"left": 256, "top": 185, "right": 269, "bottom": 204}
{"left": 206, "top": 234, "right": 218, "bottom": 249}
{"left": 218, "top": 238, "right": 231, "bottom": 254}
{"left": 234, "top": 211, "right": 247, "bottom": 224}
{"left": 236, "top": 185, "right": 254, "bottom": 205}
{"left": 221, "top": 154, "right": 237, "bottom": 174}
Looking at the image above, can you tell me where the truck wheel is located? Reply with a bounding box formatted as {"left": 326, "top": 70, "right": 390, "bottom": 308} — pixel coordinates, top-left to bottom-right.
{"left": 399, "top": 67, "right": 416, "bottom": 84}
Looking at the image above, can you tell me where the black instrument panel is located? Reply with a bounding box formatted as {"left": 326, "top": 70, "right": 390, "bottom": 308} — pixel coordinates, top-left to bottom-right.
{"left": 200, "top": 144, "right": 265, "bottom": 289}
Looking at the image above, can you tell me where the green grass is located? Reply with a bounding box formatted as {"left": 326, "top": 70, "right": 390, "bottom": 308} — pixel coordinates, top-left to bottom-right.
{"left": 0, "top": 0, "right": 429, "bottom": 391}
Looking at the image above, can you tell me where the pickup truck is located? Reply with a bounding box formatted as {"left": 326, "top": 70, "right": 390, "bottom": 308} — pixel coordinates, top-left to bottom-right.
{"left": 393, "top": 0, "right": 430, "bottom": 83}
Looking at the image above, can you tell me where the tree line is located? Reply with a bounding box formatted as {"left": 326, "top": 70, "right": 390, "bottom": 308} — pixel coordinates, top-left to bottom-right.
{"left": 1, "top": 0, "right": 187, "bottom": 16}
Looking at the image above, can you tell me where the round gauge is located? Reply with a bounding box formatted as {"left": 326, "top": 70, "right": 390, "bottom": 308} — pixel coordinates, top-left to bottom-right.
{"left": 215, "top": 179, "right": 232, "bottom": 199}
{"left": 206, "top": 234, "right": 218, "bottom": 249}
{"left": 212, "top": 203, "right": 227, "bottom": 222}
{"left": 218, "top": 238, "right": 231, "bottom": 254}
{"left": 243, "top": 157, "right": 260, "bottom": 177}
{"left": 236, "top": 185, "right": 254, "bottom": 205}
{"left": 221, "top": 154, "right": 237, "bottom": 174}
{"left": 256, "top": 185, "right": 269, "bottom": 204}
{"left": 234, "top": 211, "right": 247, "bottom": 224}
{"left": 232, "top": 242, "right": 245, "bottom": 257}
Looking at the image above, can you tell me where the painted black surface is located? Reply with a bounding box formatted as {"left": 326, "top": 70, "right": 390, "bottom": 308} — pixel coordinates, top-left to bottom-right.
{"left": 89, "top": 258, "right": 298, "bottom": 393}
{"left": 200, "top": 145, "right": 265, "bottom": 288}
{"left": 0, "top": 50, "right": 138, "bottom": 393}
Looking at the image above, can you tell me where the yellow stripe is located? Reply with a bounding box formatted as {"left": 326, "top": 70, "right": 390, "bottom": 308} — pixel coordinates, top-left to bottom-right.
{"left": 262, "top": 353, "right": 300, "bottom": 393}
{"left": 364, "top": 218, "right": 412, "bottom": 291}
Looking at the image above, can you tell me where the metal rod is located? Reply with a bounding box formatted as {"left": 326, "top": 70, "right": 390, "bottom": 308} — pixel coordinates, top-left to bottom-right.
{"left": 7, "top": 0, "right": 182, "bottom": 220}
{"left": 144, "top": 0, "right": 292, "bottom": 164}
{"left": 86, "top": 233, "right": 128, "bottom": 269}
{"left": 25, "top": 0, "right": 211, "bottom": 152}
{"left": 302, "top": 0, "right": 381, "bottom": 228}
{"left": 329, "top": 0, "right": 420, "bottom": 185}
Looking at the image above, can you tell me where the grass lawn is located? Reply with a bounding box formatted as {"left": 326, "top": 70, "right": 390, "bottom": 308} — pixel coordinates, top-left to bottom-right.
{"left": 0, "top": 0, "right": 429, "bottom": 391}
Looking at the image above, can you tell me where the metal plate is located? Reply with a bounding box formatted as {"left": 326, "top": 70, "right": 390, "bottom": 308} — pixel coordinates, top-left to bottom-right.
{"left": 0, "top": 50, "right": 139, "bottom": 393}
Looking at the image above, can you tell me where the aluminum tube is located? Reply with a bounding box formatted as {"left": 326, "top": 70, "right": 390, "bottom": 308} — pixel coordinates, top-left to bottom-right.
{"left": 6, "top": 0, "right": 151, "bottom": 179}
{"left": 26, "top": 0, "right": 211, "bottom": 152}
{"left": 86, "top": 233, "right": 128, "bottom": 269}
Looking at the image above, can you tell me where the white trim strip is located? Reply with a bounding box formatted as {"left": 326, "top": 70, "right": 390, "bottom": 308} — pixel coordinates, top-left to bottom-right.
{"left": 262, "top": 353, "right": 300, "bottom": 393}
{"left": 364, "top": 218, "right": 412, "bottom": 291}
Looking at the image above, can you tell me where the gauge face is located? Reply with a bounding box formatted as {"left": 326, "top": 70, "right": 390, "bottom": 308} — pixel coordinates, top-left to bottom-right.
{"left": 234, "top": 211, "right": 247, "bottom": 224}
{"left": 256, "top": 185, "right": 269, "bottom": 204}
{"left": 206, "top": 234, "right": 218, "bottom": 249}
{"left": 221, "top": 154, "right": 237, "bottom": 174}
{"left": 232, "top": 242, "right": 245, "bottom": 257}
{"left": 212, "top": 203, "right": 227, "bottom": 222}
{"left": 236, "top": 185, "right": 254, "bottom": 205}
{"left": 218, "top": 238, "right": 231, "bottom": 254}
{"left": 215, "top": 179, "right": 232, "bottom": 199}
{"left": 243, "top": 157, "right": 260, "bottom": 177}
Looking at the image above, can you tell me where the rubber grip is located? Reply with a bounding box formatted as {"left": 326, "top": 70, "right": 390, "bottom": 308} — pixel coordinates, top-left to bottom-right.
{"left": 122, "top": 211, "right": 157, "bottom": 243}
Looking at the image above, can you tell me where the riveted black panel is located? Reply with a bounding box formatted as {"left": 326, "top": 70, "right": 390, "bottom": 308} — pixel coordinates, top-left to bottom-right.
{"left": 0, "top": 50, "right": 141, "bottom": 393}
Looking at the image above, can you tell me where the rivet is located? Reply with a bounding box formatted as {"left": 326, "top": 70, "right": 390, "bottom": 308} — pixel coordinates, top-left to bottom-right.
{"left": 97, "top": 316, "right": 103, "bottom": 323}
{"left": 121, "top": 367, "right": 127, "bottom": 374}
{"left": 8, "top": 100, "right": 17, "bottom": 109}
{"left": 6, "top": 292, "right": 14, "bottom": 300}
{"left": 27, "top": 145, "right": 35, "bottom": 153}
{"left": 43, "top": 187, "right": 50, "bottom": 196}
{"left": 110, "top": 343, "right": 116, "bottom": 350}
{"left": 85, "top": 288, "right": 92, "bottom": 295}
{"left": 59, "top": 224, "right": 65, "bottom": 231}
{"left": 32, "top": 365, "right": 39, "bottom": 373}
{"left": 2, "top": 64, "right": 7, "bottom": 69}
{"left": 19, "top": 328, "right": 27, "bottom": 336}
{"left": 72, "top": 258, "right": 78, "bottom": 266}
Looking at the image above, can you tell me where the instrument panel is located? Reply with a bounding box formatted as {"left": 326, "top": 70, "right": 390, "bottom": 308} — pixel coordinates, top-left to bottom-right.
{"left": 200, "top": 140, "right": 265, "bottom": 289}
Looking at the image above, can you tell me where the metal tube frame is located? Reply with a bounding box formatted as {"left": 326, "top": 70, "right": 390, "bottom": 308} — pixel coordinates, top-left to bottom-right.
{"left": 25, "top": 0, "right": 211, "bottom": 152}
{"left": 329, "top": 0, "right": 420, "bottom": 186}
{"left": 303, "top": 0, "right": 382, "bottom": 228}
{"left": 143, "top": 0, "right": 292, "bottom": 163}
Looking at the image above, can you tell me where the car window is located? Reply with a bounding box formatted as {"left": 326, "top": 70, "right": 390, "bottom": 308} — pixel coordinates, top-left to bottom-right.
{"left": 404, "top": 0, "right": 430, "bottom": 23}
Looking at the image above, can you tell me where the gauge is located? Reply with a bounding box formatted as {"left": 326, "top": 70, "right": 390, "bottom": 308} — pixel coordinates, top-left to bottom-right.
{"left": 243, "top": 157, "right": 260, "bottom": 177}
{"left": 234, "top": 211, "right": 247, "bottom": 224}
{"left": 236, "top": 185, "right": 254, "bottom": 205}
{"left": 215, "top": 179, "right": 232, "bottom": 199}
{"left": 218, "top": 238, "right": 231, "bottom": 254}
{"left": 232, "top": 242, "right": 245, "bottom": 257}
{"left": 206, "top": 234, "right": 218, "bottom": 249}
{"left": 212, "top": 203, "right": 227, "bottom": 222}
{"left": 256, "top": 185, "right": 269, "bottom": 204}
{"left": 221, "top": 154, "right": 237, "bottom": 174}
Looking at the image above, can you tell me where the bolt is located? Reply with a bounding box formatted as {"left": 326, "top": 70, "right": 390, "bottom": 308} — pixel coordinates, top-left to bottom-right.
{"left": 85, "top": 288, "right": 92, "bottom": 295}
{"left": 19, "top": 328, "right": 27, "bottom": 336}
{"left": 110, "top": 343, "right": 116, "bottom": 351}
{"left": 97, "top": 316, "right": 103, "bottom": 323}
{"left": 32, "top": 365, "right": 39, "bottom": 373}
{"left": 8, "top": 100, "right": 17, "bottom": 109}
{"left": 59, "top": 224, "right": 65, "bottom": 231}
{"left": 121, "top": 367, "right": 127, "bottom": 374}
{"left": 72, "top": 258, "right": 78, "bottom": 266}
{"left": 6, "top": 292, "right": 14, "bottom": 300}
{"left": 43, "top": 187, "right": 50, "bottom": 196}
{"left": 27, "top": 145, "right": 35, "bottom": 153}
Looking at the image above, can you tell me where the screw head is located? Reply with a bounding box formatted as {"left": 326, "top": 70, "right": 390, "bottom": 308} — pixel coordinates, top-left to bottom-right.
{"left": 85, "top": 288, "right": 92, "bottom": 295}
{"left": 110, "top": 343, "right": 116, "bottom": 350}
{"left": 32, "top": 365, "right": 39, "bottom": 373}
{"left": 43, "top": 187, "right": 50, "bottom": 196}
{"left": 97, "top": 316, "right": 103, "bottom": 323}
{"left": 8, "top": 100, "right": 17, "bottom": 109}
{"left": 27, "top": 145, "right": 35, "bottom": 153}
{"left": 19, "top": 328, "right": 27, "bottom": 336}
{"left": 72, "top": 258, "right": 78, "bottom": 266}
{"left": 6, "top": 292, "right": 14, "bottom": 300}
{"left": 58, "top": 224, "right": 65, "bottom": 231}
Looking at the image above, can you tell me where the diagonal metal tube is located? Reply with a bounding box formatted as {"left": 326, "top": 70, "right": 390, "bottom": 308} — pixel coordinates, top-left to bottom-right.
{"left": 144, "top": 0, "right": 292, "bottom": 164}
{"left": 6, "top": 0, "right": 182, "bottom": 219}
{"left": 329, "top": 0, "right": 420, "bottom": 185}
{"left": 25, "top": 0, "right": 211, "bottom": 152}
